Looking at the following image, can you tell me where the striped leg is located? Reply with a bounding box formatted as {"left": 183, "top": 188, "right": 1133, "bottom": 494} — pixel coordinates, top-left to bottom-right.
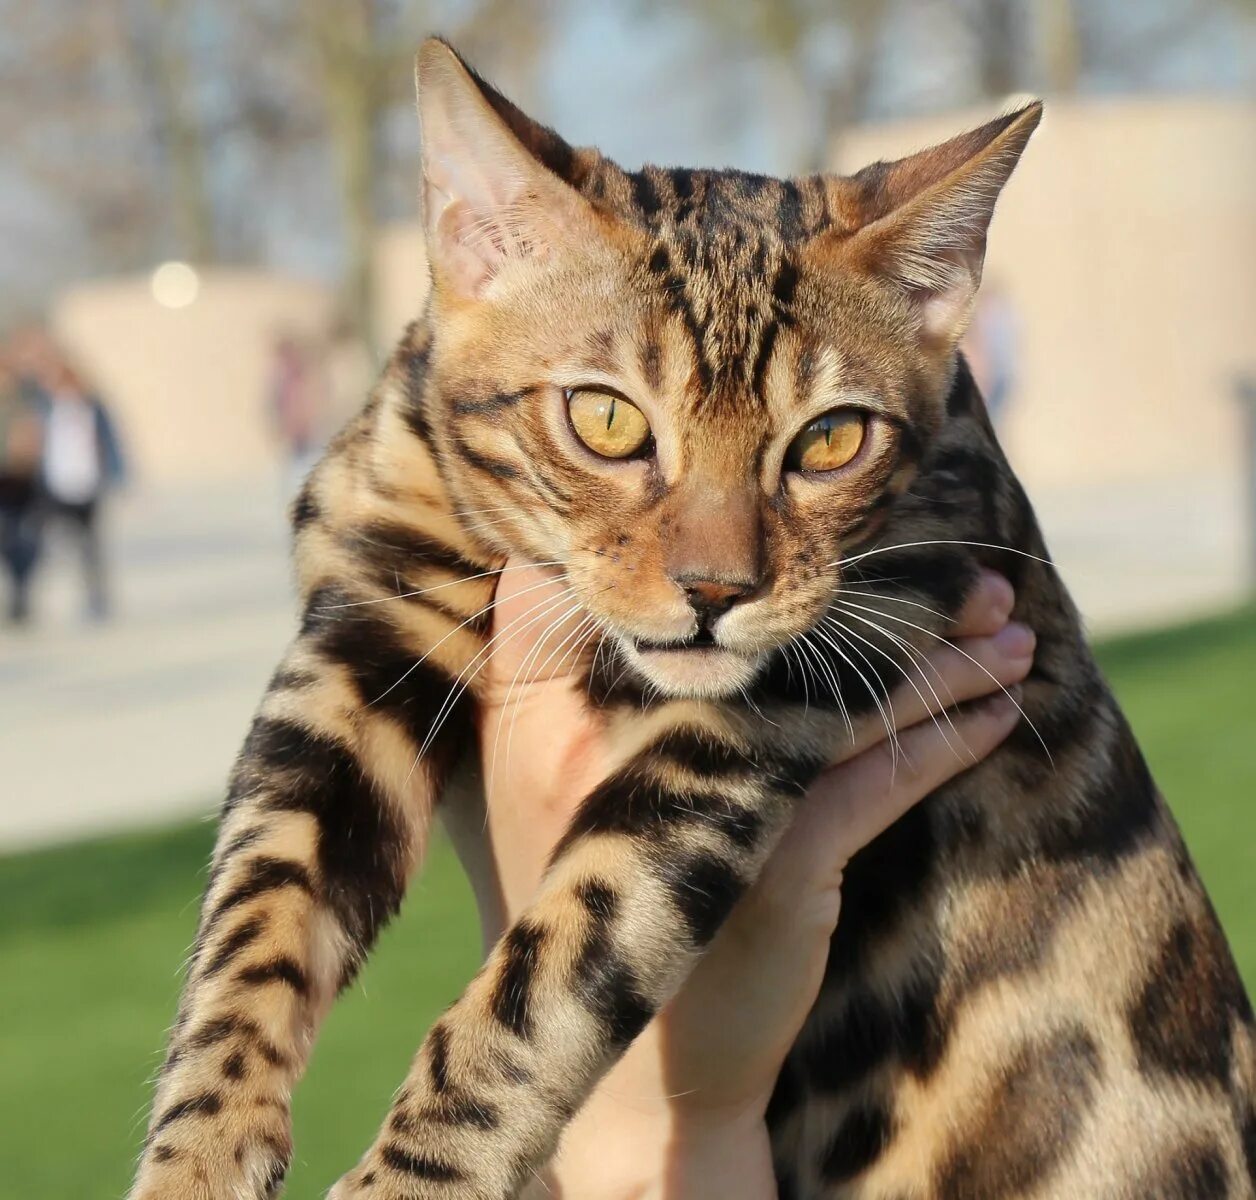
{"left": 331, "top": 718, "right": 818, "bottom": 1199}
{"left": 128, "top": 637, "right": 471, "bottom": 1200}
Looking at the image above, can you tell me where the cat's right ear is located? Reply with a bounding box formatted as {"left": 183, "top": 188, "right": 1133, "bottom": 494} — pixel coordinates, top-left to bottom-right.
{"left": 416, "top": 38, "right": 592, "bottom": 300}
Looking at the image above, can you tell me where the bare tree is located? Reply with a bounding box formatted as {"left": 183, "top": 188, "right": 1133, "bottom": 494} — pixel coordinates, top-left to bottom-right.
{"left": 298, "top": 0, "right": 558, "bottom": 358}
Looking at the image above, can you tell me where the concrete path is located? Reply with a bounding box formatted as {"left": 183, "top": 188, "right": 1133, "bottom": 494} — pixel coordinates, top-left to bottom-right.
{"left": 0, "top": 473, "right": 1249, "bottom": 851}
{"left": 0, "top": 481, "right": 293, "bottom": 850}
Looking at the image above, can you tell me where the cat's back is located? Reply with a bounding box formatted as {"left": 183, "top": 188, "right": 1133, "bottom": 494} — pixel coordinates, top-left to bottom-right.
{"left": 770, "top": 675, "right": 1256, "bottom": 1199}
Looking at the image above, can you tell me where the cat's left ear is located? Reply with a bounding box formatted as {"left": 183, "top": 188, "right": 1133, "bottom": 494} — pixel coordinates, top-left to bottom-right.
{"left": 818, "top": 103, "right": 1042, "bottom": 346}
{"left": 416, "top": 38, "right": 598, "bottom": 300}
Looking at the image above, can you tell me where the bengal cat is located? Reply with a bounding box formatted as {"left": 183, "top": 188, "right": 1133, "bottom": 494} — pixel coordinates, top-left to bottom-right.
{"left": 130, "top": 38, "right": 1255, "bottom": 1200}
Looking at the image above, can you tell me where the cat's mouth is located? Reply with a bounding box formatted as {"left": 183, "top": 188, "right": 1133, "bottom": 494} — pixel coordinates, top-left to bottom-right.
{"left": 622, "top": 630, "right": 765, "bottom": 698}
{"left": 632, "top": 627, "right": 718, "bottom": 652}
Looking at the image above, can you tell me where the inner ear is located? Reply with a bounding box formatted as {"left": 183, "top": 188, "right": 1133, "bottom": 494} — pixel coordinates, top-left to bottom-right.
{"left": 812, "top": 103, "right": 1041, "bottom": 346}
{"left": 416, "top": 38, "right": 595, "bottom": 300}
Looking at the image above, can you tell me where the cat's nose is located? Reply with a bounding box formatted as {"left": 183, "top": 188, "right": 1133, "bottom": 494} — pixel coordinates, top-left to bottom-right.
{"left": 679, "top": 577, "right": 754, "bottom": 629}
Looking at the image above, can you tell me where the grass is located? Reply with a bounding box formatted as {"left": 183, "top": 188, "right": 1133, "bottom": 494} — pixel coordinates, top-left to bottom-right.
{"left": 2, "top": 605, "right": 1254, "bottom": 1194}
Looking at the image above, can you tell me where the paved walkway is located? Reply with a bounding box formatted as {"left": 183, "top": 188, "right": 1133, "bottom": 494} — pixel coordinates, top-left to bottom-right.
{"left": 0, "top": 474, "right": 1249, "bottom": 851}
{"left": 0, "top": 482, "right": 293, "bottom": 849}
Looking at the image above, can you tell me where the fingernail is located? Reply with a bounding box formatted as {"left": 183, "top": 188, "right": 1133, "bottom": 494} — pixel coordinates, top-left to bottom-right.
{"left": 980, "top": 570, "right": 1014, "bottom": 621}
{"left": 993, "top": 621, "right": 1035, "bottom": 658}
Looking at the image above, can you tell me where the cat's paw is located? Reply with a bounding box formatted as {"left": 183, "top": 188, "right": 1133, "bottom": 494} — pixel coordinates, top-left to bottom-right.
{"left": 129, "top": 1138, "right": 289, "bottom": 1200}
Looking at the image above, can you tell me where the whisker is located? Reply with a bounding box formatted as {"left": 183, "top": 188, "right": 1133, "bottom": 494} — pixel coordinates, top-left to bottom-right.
{"left": 810, "top": 622, "right": 902, "bottom": 772}
{"left": 371, "top": 574, "right": 563, "bottom": 706}
{"left": 822, "top": 614, "right": 968, "bottom": 764}
{"left": 498, "top": 607, "right": 598, "bottom": 787}
{"left": 412, "top": 585, "right": 582, "bottom": 771}
{"left": 837, "top": 586, "right": 949, "bottom": 622}
{"left": 831, "top": 538, "right": 1055, "bottom": 571}
{"left": 320, "top": 559, "right": 564, "bottom": 611}
{"left": 795, "top": 629, "right": 854, "bottom": 745}
{"left": 830, "top": 607, "right": 968, "bottom": 752}
{"left": 837, "top": 600, "right": 1053, "bottom": 767}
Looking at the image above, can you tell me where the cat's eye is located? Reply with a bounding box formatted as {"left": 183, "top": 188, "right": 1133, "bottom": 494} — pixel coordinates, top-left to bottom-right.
{"left": 566, "top": 388, "right": 652, "bottom": 460}
{"left": 785, "top": 409, "right": 867, "bottom": 473}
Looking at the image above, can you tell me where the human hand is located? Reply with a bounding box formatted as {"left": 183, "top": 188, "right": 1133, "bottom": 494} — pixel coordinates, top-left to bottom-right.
{"left": 442, "top": 564, "right": 1033, "bottom": 1197}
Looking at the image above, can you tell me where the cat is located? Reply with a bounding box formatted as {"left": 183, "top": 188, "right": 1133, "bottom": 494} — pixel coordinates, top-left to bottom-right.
{"left": 129, "top": 37, "right": 1255, "bottom": 1200}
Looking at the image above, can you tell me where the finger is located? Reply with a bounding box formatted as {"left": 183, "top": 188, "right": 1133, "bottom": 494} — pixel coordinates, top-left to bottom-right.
{"left": 950, "top": 569, "right": 1015, "bottom": 638}
{"left": 482, "top": 559, "right": 591, "bottom": 696}
{"left": 836, "top": 620, "right": 1034, "bottom": 762}
{"left": 813, "top": 689, "right": 1023, "bottom": 863}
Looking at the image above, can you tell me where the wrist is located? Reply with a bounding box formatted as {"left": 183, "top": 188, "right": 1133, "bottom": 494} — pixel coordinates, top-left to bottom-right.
{"left": 537, "top": 1096, "right": 776, "bottom": 1199}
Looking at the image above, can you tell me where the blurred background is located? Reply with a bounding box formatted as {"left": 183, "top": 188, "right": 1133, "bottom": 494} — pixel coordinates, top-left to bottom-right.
{"left": 1, "top": 0, "right": 1253, "bottom": 1193}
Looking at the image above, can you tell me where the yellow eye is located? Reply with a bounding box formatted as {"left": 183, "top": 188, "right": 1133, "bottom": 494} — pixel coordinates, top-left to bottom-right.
{"left": 567, "top": 388, "right": 652, "bottom": 459}
{"left": 786, "top": 410, "right": 867, "bottom": 473}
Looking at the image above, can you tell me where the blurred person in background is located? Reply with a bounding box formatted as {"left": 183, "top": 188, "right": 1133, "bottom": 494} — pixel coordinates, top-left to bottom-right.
{"left": 323, "top": 312, "right": 374, "bottom": 433}
{"left": 38, "top": 357, "right": 127, "bottom": 622}
{"left": 267, "top": 332, "right": 328, "bottom": 498}
{"left": 0, "top": 352, "right": 44, "bottom": 625}
{"left": 964, "top": 280, "right": 1021, "bottom": 432}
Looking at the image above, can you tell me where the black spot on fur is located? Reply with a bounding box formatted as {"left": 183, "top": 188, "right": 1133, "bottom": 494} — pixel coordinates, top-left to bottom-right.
{"left": 571, "top": 879, "right": 655, "bottom": 1047}
{"left": 654, "top": 849, "right": 745, "bottom": 946}
{"left": 827, "top": 799, "right": 937, "bottom": 978}
{"left": 291, "top": 480, "right": 320, "bottom": 531}
{"left": 203, "top": 857, "right": 313, "bottom": 937}
{"left": 202, "top": 916, "right": 265, "bottom": 978}
{"left": 771, "top": 259, "right": 800, "bottom": 308}
{"left": 751, "top": 319, "right": 780, "bottom": 398}
{"left": 234, "top": 716, "right": 410, "bottom": 965}
{"left": 1129, "top": 917, "right": 1248, "bottom": 1087}
{"left": 380, "top": 1144, "right": 463, "bottom": 1182}
{"left": 632, "top": 170, "right": 662, "bottom": 217}
{"left": 151, "top": 1091, "right": 223, "bottom": 1135}
{"left": 344, "top": 519, "right": 476, "bottom": 578}
{"left": 936, "top": 1024, "right": 1100, "bottom": 1200}
{"left": 452, "top": 388, "right": 530, "bottom": 417}
{"left": 806, "top": 966, "right": 947, "bottom": 1095}
{"left": 1240, "top": 1107, "right": 1256, "bottom": 1187}
{"left": 427, "top": 1022, "right": 451, "bottom": 1095}
{"left": 1138, "top": 1140, "right": 1230, "bottom": 1199}
{"left": 1035, "top": 731, "right": 1158, "bottom": 866}
{"left": 452, "top": 434, "right": 521, "bottom": 480}
{"left": 777, "top": 181, "right": 804, "bottom": 238}
{"left": 425, "top": 1095, "right": 500, "bottom": 1131}
{"left": 491, "top": 920, "right": 546, "bottom": 1038}
{"left": 300, "top": 589, "right": 473, "bottom": 770}
{"left": 766, "top": 1057, "right": 804, "bottom": 1130}
{"left": 555, "top": 768, "right": 766, "bottom": 859}
{"left": 237, "top": 956, "right": 310, "bottom": 996}
{"left": 820, "top": 1099, "right": 893, "bottom": 1182}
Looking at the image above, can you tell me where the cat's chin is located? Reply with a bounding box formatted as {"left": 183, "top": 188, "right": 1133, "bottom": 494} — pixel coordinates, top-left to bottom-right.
{"left": 620, "top": 642, "right": 766, "bottom": 699}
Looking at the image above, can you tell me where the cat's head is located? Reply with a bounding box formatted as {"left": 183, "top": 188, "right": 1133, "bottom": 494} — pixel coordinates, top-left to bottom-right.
{"left": 416, "top": 38, "right": 1039, "bottom": 700}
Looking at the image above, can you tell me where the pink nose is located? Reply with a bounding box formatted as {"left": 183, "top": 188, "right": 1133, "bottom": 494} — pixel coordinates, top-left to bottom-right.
{"left": 684, "top": 579, "right": 749, "bottom": 610}
{"left": 676, "top": 576, "right": 756, "bottom": 627}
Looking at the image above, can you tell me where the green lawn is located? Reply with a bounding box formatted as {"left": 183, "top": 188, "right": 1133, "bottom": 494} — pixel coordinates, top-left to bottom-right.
{"left": 3, "top": 607, "right": 1254, "bottom": 1196}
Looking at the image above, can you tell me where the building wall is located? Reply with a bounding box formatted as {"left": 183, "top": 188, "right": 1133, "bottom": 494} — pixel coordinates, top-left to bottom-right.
{"left": 51, "top": 271, "right": 335, "bottom": 483}
{"left": 837, "top": 98, "right": 1256, "bottom": 492}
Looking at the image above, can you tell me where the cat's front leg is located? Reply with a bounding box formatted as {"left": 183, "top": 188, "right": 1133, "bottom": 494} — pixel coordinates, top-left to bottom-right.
{"left": 331, "top": 713, "right": 818, "bottom": 1200}
{"left": 128, "top": 637, "right": 468, "bottom": 1200}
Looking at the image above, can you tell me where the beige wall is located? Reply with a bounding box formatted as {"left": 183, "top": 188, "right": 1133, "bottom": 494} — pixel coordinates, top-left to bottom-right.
{"left": 838, "top": 98, "right": 1256, "bottom": 491}
{"left": 51, "top": 270, "right": 335, "bottom": 483}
